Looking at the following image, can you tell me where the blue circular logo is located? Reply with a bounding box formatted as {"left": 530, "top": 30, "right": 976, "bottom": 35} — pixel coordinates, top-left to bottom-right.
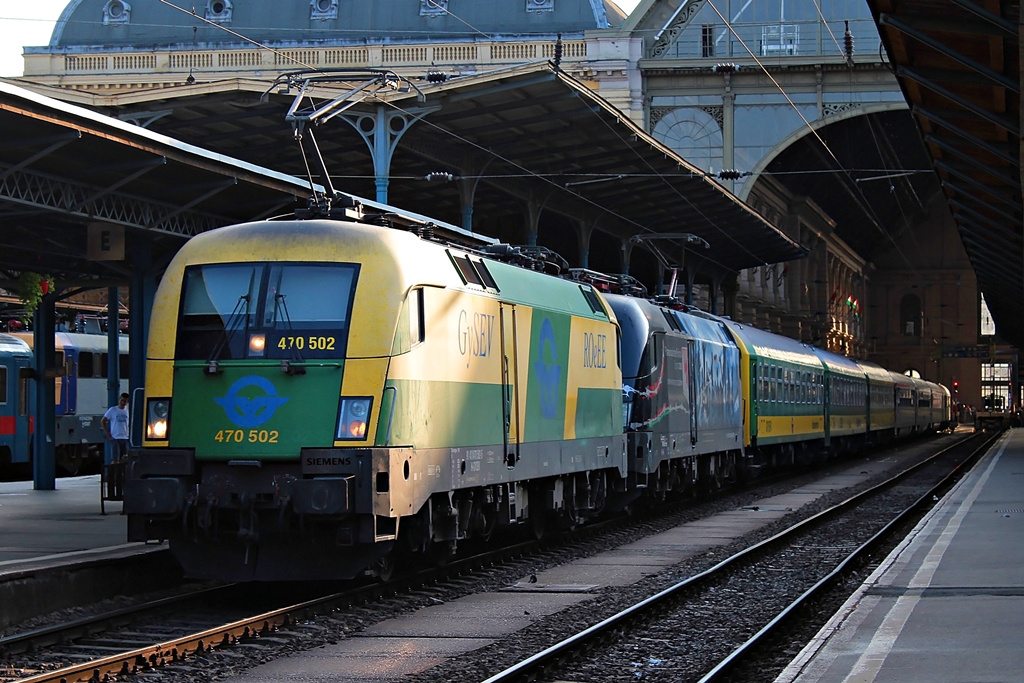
{"left": 214, "top": 375, "right": 290, "bottom": 428}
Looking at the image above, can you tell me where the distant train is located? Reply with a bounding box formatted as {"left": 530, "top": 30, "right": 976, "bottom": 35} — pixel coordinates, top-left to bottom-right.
{"left": 0, "top": 332, "right": 129, "bottom": 475}
{"left": 0, "top": 334, "right": 32, "bottom": 475}
{"left": 122, "top": 214, "right": 950, "bottom": 582}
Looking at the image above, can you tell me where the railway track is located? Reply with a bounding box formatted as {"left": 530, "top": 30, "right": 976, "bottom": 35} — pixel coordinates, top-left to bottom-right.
{"left": 0, "top": 432, "right": 975, "bottom": 683}
{"left": 478, "top": 430, "right": 997, "bottom": 683}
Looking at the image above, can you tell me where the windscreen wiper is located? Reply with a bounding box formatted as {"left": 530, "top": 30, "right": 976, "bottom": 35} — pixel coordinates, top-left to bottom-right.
{"left": 274, "top": 292, "right": 306, "bottom": 374}
{"left": 205, "top": 294, "right": 251, "bottom": 374}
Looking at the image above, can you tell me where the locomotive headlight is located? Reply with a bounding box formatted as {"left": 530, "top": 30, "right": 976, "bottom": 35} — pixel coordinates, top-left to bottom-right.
{"left": 147, "top": 398, "right": 171, "bottom": 441}
{"left": 336, "top": 397, "right": 372, "bottom": 441}
{"left": 248, "top": 333, "right": 266, "bottom": 356}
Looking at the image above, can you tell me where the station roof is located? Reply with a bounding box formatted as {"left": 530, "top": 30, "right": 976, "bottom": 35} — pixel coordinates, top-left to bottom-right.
{"left": 867, "top": 0, "right": 1022, "bottom": 347}
{"left": 0, "top": 80, "right": 481, "bottom": 285}
{"left": 1, "top": 63, "right": 806, "bottom": 292}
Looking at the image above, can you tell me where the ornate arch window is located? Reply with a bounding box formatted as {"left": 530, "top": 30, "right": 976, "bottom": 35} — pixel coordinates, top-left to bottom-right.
{"left": 651, "top": 107, "right": 724, "bottom": 176}
{"left": 310, "top": 0, "right": 338, "bottom": 20}
{"left": 900, "top": 293, "right": 921, "bottom": 337}
{"left": 102, "top": 0, "right": 131, "bottom": 25}
{"left": 206, "top": 0, "right": 232, "bottom": 23}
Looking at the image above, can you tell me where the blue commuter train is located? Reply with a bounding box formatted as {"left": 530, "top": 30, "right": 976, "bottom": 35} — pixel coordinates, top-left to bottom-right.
{"left": 0, "top": 334, "right": 32, "bottom": 474}
{"left": 0, "top": 332, "right": 129, "bottom": 475}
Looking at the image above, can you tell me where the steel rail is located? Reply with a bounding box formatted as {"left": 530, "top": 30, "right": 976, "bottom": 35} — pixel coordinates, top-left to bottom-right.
{"left": 697, "top": 429, "right": 1000, "bottom": 682}
{"left": 481, "top": 430, "right": 993, "bottom": 683}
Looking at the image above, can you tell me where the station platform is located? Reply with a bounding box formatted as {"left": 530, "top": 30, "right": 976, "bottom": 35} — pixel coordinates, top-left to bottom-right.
{"left": 0, "top": 474, "right": 135, "bottom": 570}
{"left": 0, "top": 474, "right": 172, "bottom": 628}
{"left": 775, "top": 428, "right": 1024, "bottom": 683}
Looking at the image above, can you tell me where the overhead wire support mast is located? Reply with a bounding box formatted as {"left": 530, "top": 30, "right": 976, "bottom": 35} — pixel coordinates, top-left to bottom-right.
{"left": 264, "top": 69, "right": 426, "bottom": 211}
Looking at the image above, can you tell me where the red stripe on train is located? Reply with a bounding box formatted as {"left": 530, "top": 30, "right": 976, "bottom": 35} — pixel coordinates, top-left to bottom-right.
{"left": 0, "top": 416, "right": 31, "bottom": 435}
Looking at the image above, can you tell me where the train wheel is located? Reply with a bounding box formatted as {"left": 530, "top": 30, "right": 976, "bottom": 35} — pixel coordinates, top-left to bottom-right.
{"left": 422, "top": 539, "right": 454, "bottom": 568}
{"left": 372, "top": 553, "right": 397, "bottom": 583}
{"left": 530, "top": 510, "right": 547, "bottom": 540}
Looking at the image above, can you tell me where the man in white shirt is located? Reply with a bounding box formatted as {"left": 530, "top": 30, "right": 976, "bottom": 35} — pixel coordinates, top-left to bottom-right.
{"left": 102, "top": 392, "right": 130, "bottom": 461}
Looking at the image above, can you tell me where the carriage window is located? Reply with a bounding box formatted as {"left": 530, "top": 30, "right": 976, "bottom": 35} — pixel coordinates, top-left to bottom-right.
{"left": 18, "top": 374, "right": 28, "bottom": 415}
{"left": 120, "top": 354, "right": 130, "bottom": 379}
{"left": 79, "top": 352, "right": 94, "bottom": 378}
{"left": 0, "top": 366, "right": 6, "bottom": 403}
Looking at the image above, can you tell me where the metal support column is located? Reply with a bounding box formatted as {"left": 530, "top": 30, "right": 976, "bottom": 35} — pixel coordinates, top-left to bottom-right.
{"left": 105, "top": 287, "right": 120, "bottom": 466}
{"left": 342, "top": 104, "right": 438, "bottom": 204}
{"left": 129, "top": 249, "right": 156, "bottom": 449}
{"left": 31, "top": 297, "right": 56, "bottom": 490}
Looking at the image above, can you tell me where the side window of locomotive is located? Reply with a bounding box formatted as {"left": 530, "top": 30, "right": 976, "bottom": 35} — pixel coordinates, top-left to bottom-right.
{"left": 615, "top": 328, "right": 621, "bottom": 370}
{"left": 580, "top": 286, "right": 605, "bottom": 316}
{"left": 451, "top": 253, "right": 483, "bottom": 287}
{"left": 409, "top": 287, "right": 424, "bottom": 345}
{"left": 475, "top": 260, "right": 498, "bottom": 291}
{"left": 0, "top": 366, "right": 6, "bottom": 403}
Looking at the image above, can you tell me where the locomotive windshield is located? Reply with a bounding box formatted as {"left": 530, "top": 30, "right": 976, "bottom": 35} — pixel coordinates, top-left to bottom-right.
{"left": 176, "top": 262, "right": 358, "bottom": 361}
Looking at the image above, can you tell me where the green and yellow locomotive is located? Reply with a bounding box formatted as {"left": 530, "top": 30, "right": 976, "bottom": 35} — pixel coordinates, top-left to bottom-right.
{"left": 125, "top": 218, "right": 624, "bottom": 580}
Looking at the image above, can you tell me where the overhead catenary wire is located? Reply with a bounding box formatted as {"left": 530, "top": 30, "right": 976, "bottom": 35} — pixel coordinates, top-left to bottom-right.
{"left": 144, "top": 0, "right": 763, "bottom": 272}
{"left": 43, "top": 1, "right": 918, "bottom": 277}
{"left": 703, "top": 0, "right": 920, "bottom": 274}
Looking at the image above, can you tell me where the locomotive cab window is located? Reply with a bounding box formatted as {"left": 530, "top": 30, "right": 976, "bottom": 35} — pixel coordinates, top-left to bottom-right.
{"left": 177, "top": 262, "right": 358, "bottom": 360}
